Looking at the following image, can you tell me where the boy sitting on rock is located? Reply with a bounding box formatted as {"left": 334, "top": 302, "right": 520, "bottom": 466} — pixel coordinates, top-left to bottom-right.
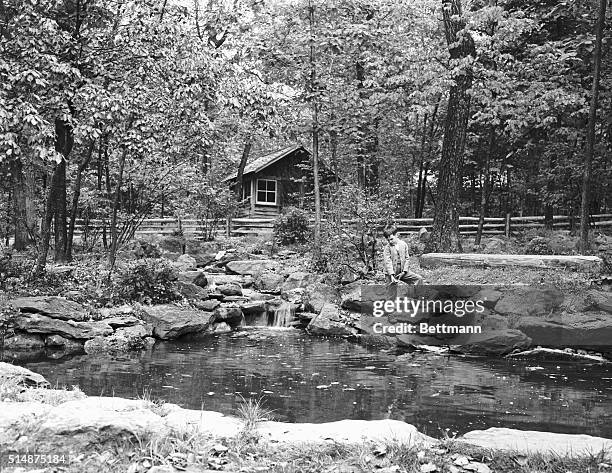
{"left": 382, "top": 225, "right": 423, "bottom": 285}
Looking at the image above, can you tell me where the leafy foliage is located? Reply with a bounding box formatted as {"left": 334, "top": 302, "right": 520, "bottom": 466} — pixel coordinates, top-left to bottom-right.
{"left": 115, "top": 259, "right": 180, "bottom": 305}
{"left": 273, "top": 207, "right": 311, "bottom": 245}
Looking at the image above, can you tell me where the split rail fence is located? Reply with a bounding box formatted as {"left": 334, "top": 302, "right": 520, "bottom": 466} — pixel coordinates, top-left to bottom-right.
{"left": 72, "top": 214, "right": 612, "bottom": 239}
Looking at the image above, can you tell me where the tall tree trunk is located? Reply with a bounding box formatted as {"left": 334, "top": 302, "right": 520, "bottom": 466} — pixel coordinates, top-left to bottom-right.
{"left": 579, "top": 0, "right": 607, "bottom": 254}
{"left": 52, "top": 117, "right": 73, "bottom": 263}
{"left": 426, "top": 0, "right": 475, "bottom": 252}
{"left": 235, "top": 136, "right": 252, "bottom": 202}
{"left": 475, "top": 127, "right": 494, "bottom": 246}
{"left": 308, "top": 0, "right": 321, "bottom": 256}
{"left": 415, "top": 114, "right": 428, "bottom": 218}
{"left": 108, "top": 148, "right": 128, "bottom": 274}
{"left": 32, "top": 116, "right": 74, "bottom": 276}
{"left": 67, "top": 140, "right": 95, "bottom": 259}
{"left": 11, "top": 159, "right": 30, "bottom": 250}
{"left": 544, "top": 153, "right": 555, "bottom": 229}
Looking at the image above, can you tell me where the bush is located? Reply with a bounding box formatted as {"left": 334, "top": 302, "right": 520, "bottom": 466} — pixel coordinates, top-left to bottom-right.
{"left": 273, "top": 207, "right": 311, "bottom": 245}
{"left": 115, "top": 259, "right": 180, "bottom": 304}
{"left": 525, "top": 236, "right": 553, "bottom": 255}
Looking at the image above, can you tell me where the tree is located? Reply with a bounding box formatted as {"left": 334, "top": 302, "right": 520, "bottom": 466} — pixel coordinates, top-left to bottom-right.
{"left": 426, "top": 0, "right": 475, "bottom": 252}
{"left": 579, "top": 0, "right": 607, "bottom": 254}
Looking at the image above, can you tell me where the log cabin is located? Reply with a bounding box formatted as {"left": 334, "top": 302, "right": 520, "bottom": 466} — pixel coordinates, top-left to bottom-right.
{"left": 223, "top": 144, "right": 336, "bottom": 218}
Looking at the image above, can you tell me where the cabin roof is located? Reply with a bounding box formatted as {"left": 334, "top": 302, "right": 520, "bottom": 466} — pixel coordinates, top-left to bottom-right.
{"left": 223, "top": 145, "right": 309, "bottom": 182}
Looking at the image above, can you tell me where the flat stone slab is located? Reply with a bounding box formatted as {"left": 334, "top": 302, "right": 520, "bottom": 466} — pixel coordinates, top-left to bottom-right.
{"left": 0, "top": 362, "right": 49, "bottom": 387}
{"left": 459, "top": 427, "right": 612, "bottom": 458}
{"left": 12, "top": 296, "right": 87, "bottom": 321}
{"left": 14, "top": 314, "right": 113, "bottom": 340}
{"left": 420, "top": 253, "right": 603, "bottom": 272}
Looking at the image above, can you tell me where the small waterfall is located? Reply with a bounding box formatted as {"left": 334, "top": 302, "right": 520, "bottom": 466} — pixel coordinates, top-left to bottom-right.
{"left": 272, "top": 301, "right": 296, "bottom": 327}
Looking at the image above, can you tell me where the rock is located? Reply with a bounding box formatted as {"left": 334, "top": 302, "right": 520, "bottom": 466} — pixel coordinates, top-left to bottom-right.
{"left": 281, "top": 272, "right": 319, "bottom": 291}
{"left": 547, "top": 232, "right": 577, "bottom": 255}
{"left": 213, "top": 306, "right": 244, "bottom": 327}
{"left": 140, "top": 305, "right": 215, "bottom": 339}
{"left": 0, "top": 362, "right": 49, "bottom": 387}
{"left": 3, "top": 332, "right": 45, "bottom": 350}
{"left": 567, "top": 290, "right": 612, "bottom": 314}
{"left": 177, "top": 271, "right": 208, "bottom": 288}
{"left": 225, "top": 259, "right": 274, "bottom": 276}
{"left": 44, "top": 335, "right": 84, "bottom": 352}
{"left": 193, "top": 299, "right": 221, "bottom": 311}
{"left": 307, "top": 303, "right": 357, "bottom": 337}
{"left": 494, "top": 287, "right": 563, "bottom": 316}
{"left": 459, "top": 427, "right": 612, "bottom": 459}
{"left": 115, "top": 324, "right": 153, "bottom": 338}
{"left": 419, "top": 227, "right": 431, "bottom": 243}
{"left": 212, "top": 322, "right": 231, "bottom": 333}
{"left": 14, "top": 314, "right": 113, "bottom": 340}
{"left": 209, "top": 274, "right": 253, "bottom": 287}
{"left": 254, "top": 273, "right": 286, "bottom": 292}
{"left": 159, "top": 235, "right": 185, "bottom": 253}
{"left": 239, "top": 301, "right": 267, "bottom": 314}
{"left": 451, "top": 329, "right": 532, "bottom": 355}
{"left": 174, "top": 254, "right": 197, "bottom": 271}
{"left": 84, "top": 328, "right": 148, "bottom": 354}
{"left": 473, "top": 287, "right": 502, "bottom": 309}
{"left": 257, "top": 418, "right": 432, "bottom": 445}
{"left": 176, "top": 281, "right": 208, "bottom": 300}
{"left": 101, "top": 314, "right": 141, "bottom": 329}
{"left": 304, "top": 283, "right": 339, "bottom": 314}
{"left": 35, "top": 397, "right": 167, "bottom": 448}
{"left": 12, "top": 296, "right": 87, "bottom": 321}
{"left": 515, "top": 316, "right": 612, "bottom": 349}
{"left": 217, "top": 283, "right": 242, "bottom": 297}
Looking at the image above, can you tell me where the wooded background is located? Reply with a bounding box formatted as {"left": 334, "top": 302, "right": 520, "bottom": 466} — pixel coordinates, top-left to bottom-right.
{"left": 0, "top": 0, "right": 610, "bottom": 271}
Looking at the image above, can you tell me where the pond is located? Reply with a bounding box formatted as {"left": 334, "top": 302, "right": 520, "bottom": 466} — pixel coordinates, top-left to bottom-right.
{"left": 19, "top": 328, "right": 612, "bottom": 438}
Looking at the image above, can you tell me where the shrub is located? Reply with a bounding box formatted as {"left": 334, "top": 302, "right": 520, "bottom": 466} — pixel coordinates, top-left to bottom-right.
{"left": 115, "top": 259, "right": 180, "bottom": 304}
{"left": 525, "top": 236, "right": 553, "bottom": 255}
{"left": 273, "top": 207, "right": 311, "bottom": 245}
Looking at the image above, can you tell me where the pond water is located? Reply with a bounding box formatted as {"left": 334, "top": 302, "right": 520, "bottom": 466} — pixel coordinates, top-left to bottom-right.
{"left": 20, "top": 328, "right": 612, "bottom": 438}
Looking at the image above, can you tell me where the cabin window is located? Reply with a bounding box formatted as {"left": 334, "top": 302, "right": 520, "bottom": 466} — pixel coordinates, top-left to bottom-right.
{"left": 256, "top": 179, "right": 277, "bottom": 205}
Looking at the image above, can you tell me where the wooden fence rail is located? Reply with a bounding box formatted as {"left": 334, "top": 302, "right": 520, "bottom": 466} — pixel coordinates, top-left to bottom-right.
{"left": 71, "top": 214, "right": 612, "bottom": 239}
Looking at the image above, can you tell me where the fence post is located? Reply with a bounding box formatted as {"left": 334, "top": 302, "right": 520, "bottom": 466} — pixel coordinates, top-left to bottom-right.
{"left": 226, "top": 216, "right": 231, "bottom": 238}
{"left": 505, "top": 213, "right": 511, "bottom": 237}
{"left": 177, "top": 216, "right": 182, "bottom": 234}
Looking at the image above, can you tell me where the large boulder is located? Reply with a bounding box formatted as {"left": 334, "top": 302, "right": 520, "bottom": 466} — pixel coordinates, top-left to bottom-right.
{"left": 281, "top": 272, "right": 320, "bottom": 291}
{"left": 494, "top": 287, "right": 563, "bottom": 316}
{"left": 459, "top": 427, "right": 612, "bottom": 459}
{"left": 304, "top": 283, "right": 339, "bottom": 314}
{"left": 140, "top": 305, "right": 215, "bottom": 339}
{"left": 254, "top": 272, "right": 286, "bottom": 292}
{"left": 176, "top": 281, "right": 208, "bottom": 300}
{"left": 12, "top": 296, "right": 87, "bottom": 321}
{"left": 44, "top": 335, "right": 84, "bottom": 352}
{"left": 225, "top": 259, "right": 274, "bottom": 276}
{"left": 566, "top": 290, "right": 612, "bottom": 314}
{"left": 515, "top": 315, "right": 612, "bottom": 349}
{"left": 217, "top": 283, "right": 242, "bottom": 297}
{"left": 84, "top": 325, "right": 152, "bottom": 354}
{"left": 3, "top": 332, "right": 45, "bottom": 350}
{"left": 177, "top": 271, "right": 208, "bottom": 288}
{"left": 451, "top": 329, "right": 532, "bottom": 355}
{"left": 307, "top": 303, "right": 357, "bottom": 337}
{"left": 14, "top": 314, "right": 113, "bottom": 340}
{"left": 213, "top": 306, "right": 244, "bottom": 328}
{"left": 0, "top": 362, "right": 49, "bottom": 387}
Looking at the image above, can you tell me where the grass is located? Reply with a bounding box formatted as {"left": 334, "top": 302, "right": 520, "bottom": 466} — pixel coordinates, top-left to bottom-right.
{"left": 235, "top": 395, "right": 275, "bottom": 431}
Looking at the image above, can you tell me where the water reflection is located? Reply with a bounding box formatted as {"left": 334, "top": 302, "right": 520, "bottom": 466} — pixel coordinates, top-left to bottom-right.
{"left": 18, "top": 328, "right": 612, "bottom": 438}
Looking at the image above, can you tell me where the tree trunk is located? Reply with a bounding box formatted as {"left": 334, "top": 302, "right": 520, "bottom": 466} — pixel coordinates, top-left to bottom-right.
{"left": 52, "top": 117, "right": 73, "bottom": 263}
{"left": 426, "top": 0, "right": 475, "bottom": 253}
{"left": 67, "top": 140, "right": 95, "bottom": 259}
{"left": 11, "top": 159, "right": 31, "bottom": 250}
{"left": 475, "top": 127, "right": 494, "bottom": 246}
{"left": 235, "top": 137, "right": 252, "bottom": 202}
{"left": 579, "top": 0, "right": 607, "bottom": 254}
{"left": 308, "top": 0, "right": 321, "bottom": 256}
{"left": 108, "top": 148, "right": 128, "bottom": 274}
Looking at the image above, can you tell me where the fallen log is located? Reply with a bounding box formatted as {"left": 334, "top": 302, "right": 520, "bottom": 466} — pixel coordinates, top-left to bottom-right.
{"left": 419, "top": 253, "right": 603, "bottom": 272}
